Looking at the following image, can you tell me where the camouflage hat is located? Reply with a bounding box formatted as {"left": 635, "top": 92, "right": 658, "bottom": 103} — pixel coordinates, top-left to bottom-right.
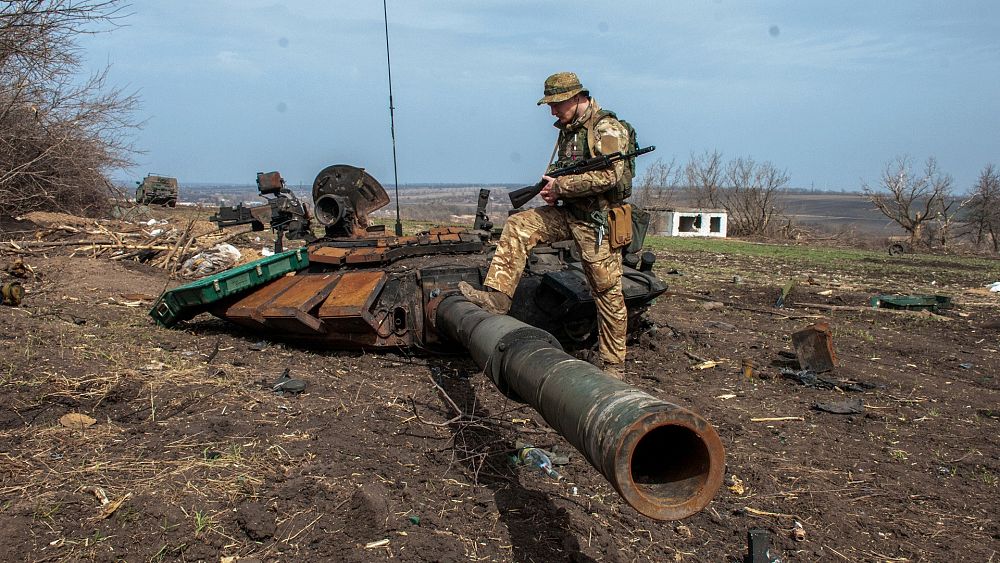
{"left": 537, "top": 72, "right": 588, "bottom": 105}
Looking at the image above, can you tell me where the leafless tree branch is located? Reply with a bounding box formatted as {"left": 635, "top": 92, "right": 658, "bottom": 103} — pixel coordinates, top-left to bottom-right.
{"left": 861, "top": 156, "right": 953, "bottom": 247}
{"left": 0, "top": 0, "right": 140, "bottom": 218}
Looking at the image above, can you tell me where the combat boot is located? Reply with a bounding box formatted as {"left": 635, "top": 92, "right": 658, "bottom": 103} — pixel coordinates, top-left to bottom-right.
{"left": 579, "top": 350, "right": 625, "bottom": 380}
{"left": 458, "top": 281, "right": 512, "bottom": 315}
{"left": 603, "top": 363, "right": 625, "bottom": 380}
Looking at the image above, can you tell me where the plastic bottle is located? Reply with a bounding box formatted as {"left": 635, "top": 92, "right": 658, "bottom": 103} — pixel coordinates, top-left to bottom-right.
{"left": 518, "top": 447, "right": 562, "bottom": 480}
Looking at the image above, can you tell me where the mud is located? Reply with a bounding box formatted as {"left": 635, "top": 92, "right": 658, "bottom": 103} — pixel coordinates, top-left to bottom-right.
{"left": 0, "top": 236, "right": 997, "bottom": 562}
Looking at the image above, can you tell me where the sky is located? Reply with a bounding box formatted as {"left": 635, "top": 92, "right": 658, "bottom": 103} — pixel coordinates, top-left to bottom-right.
{"left": 80, "top": 1, "right": 1000, "bottom": 192}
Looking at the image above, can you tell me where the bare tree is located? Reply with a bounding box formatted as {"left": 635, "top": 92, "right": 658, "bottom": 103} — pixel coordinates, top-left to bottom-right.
{"left": 723, "top": 157, "right": 788, "bottom": 236}
{"left": 680, "top": 151, "right": 789, "bottom": 237}
{"left": 962, "top": 163, "right": 1000, "bottom": 252}
{"left": 0, "top": 0, "right": 139, "bottom": 219}
{"left": 862, "top": 156, "right": 953, "bottom": 246}
{"left": 633, "top": 157, "right": 680, "bottom": 210}
{"left": 926, "top": 193, "right": 970, "bottom": 249}
{"left": 684, "top": 150, "right": 724, "bottom": 208}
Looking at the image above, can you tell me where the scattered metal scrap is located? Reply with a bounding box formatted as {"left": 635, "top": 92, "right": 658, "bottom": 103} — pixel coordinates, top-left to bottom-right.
{"left": 745, "top": 528, "right": 781, "bottom": 563}
{"left": 791, "top": 321, "right": 837, "bottom": 372}
{"left": 814, "top": 397, "right": 865, "bottom": 415}
{"left": 1, "top": 281, "right": 24, "bottom": 306}
{"left": 779, "top": 368, "right": 875, "bottom": 392}
{"left": 272, "top": 368, "right": 307, "bottom": 394}
{"left": 774, "top": 280, "right": 796, "bottom": 308}
{"left": 870, "top": 294, "right": 952, "bottom": 311}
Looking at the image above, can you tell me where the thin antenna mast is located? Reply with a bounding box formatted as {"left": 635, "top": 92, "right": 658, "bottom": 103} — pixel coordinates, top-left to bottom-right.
{"left": 383, "top": 0, "right": 404, "bottom": 237}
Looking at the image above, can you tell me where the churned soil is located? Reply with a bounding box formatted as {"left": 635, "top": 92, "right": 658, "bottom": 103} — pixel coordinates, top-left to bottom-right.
{"left": 0, "top": 224, "right": 997, "bottom": 562}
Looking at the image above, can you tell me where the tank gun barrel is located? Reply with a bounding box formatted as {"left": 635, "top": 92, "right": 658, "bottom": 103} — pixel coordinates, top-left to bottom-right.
{"left": 433, "top": 295, "right": 725, "bottom": 520}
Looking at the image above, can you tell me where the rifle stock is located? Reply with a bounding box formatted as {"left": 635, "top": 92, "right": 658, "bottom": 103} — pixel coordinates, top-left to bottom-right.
{"left": 508, "top": 180, "right": 547, "bottom": 210}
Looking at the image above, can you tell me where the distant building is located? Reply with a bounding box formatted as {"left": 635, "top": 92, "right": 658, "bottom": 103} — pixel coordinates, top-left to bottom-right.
{"left": 648, "top": 207, "right": 727, "bottom": 238}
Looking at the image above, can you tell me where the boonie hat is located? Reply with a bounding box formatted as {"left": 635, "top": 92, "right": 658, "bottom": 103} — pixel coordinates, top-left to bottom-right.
{"left": 537, "top": 72, "right": 588, "bottom": 105}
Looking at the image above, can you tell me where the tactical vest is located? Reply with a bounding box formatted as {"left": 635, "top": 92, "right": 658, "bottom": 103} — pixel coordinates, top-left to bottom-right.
{"left": 551, "top": 108, "right": 634, "bottom": 204}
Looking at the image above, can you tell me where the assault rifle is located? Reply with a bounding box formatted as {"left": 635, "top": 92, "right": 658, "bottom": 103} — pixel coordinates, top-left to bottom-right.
{"left": 508, "top": 145, "right": 655, "bottom": 209}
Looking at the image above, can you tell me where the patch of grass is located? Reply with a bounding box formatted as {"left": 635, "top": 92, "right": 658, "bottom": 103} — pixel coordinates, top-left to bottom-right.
{"left": 115, "top": 506, "right": 140, "bottom": 527}
{"left": 150, "top": 545, "right": 169, "bottom": 563}
{"left": 88, "top": 529, "right": 111, "bottom": 544}
{"left": 150, "top": 543, "right": 187, "bottom": 563}
{"left": 371, "top": 217, "right": 459, "bottom": 235}
{"left": 646, "top": 236, "right": 866, "bottom": 268}
{"left": 977, "top": 466, "right": 998, "bottom": 488}
{"left": 159, "top": 516, "right": 181, "bottom": 533}
{"left": 888, "top": 448, "right": 909, "bottom": 462}
{"left": 193, "top": 510, "right": 211, "bottom": 536}
{"left": 0, "top": 361, "right": 14, "bottom": 385}
{"left": 32, "top": 501, "right": 62, "bottom": 522}
{"left": 644, "top": 236, "right": 1000, "bottom": 286}
{"left": 837, "top": 327, "right": 876, "bottom": 343}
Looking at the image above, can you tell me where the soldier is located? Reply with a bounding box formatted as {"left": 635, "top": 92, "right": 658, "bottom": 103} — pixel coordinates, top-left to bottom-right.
{"left": 459, "top": 72, "right": 633, "bottom": 378}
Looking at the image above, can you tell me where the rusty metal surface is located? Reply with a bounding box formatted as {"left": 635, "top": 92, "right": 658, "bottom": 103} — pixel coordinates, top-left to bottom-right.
{"left": 308, "top": 246, "right": 349, "bottom": 266}
{"left": 218, "top": 275, "right": 301, "bottom": 328}
{"left": 312, "top": 165, "right": 390, "bottom": 237}
{"left": 318, "top": 271, "right": 386, "bottom": 320}
{"left": 791, "top": 321, "right": 837, "bottom": 373}
{"left": 307, "top": 233, "right": 487, "bottom": 269}
{"left": 435, "top": 295, "right": 725, "bottom": 520}
{"left": 260, "top": 274, "right": 340, "bottom": 334}
{"left": 255, "top": 171, "right": 284, "bottom": 194}
{"left": 1, "top": 281, "right": 24, "bottom": 306}
{"left": 184, "top": 164, "right": 667, "bottom": 356}
{"left": 344, "top": 247, "right": 387, "bottom": 265}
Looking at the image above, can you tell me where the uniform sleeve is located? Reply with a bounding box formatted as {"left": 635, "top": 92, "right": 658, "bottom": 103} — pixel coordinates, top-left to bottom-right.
{"left": 555, "top": 117, "right": 628, "bottom": 199}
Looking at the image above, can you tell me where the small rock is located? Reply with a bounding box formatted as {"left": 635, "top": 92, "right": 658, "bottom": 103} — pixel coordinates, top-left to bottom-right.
{"left": 237, "top": 502, "right": 276, "bottom": 541}
{"left": 344, "top": 483, "right": 389, "bottom": 540}
{"left": 705, "top": 320, "right": 737, "bottom": 332}
{"left": 792, "top": 520, "right": 806, "bottom": 541}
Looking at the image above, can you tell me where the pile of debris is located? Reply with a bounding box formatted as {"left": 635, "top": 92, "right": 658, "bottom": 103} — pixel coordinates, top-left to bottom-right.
{"left": 3, "top": 211, "right": 263, "bottom": 278}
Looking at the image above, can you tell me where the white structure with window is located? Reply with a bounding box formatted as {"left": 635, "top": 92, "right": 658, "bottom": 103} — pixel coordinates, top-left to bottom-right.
{"left": 650, "top": 208, "right": 728, "bottom": 238}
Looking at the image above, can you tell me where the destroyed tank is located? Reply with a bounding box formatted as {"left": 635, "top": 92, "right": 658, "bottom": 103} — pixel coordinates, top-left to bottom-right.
{"left": 150, "top": 165, "right": 726, "bottom": 521}
{"left": 152, "top": 164, "right": 667, "bottom": 351}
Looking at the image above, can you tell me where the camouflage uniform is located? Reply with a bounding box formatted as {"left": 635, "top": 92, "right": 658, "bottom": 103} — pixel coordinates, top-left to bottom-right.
{"left": 482, "top": 75, "right": 631, "bottom": 365}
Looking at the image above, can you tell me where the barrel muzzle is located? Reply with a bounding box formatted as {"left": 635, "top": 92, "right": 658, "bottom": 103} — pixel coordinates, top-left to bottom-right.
{"left": 435, "top": 295, "right": 725, "bottom": 520}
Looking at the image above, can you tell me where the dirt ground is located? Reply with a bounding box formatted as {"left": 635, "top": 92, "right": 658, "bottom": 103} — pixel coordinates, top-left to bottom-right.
{"left": 1, "top": 218, "right": 998, "bottom": 562}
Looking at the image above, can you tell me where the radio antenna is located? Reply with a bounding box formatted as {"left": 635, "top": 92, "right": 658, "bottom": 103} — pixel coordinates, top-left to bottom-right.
{"left": 383, "top": 0, "right": 403, "bottom": 237}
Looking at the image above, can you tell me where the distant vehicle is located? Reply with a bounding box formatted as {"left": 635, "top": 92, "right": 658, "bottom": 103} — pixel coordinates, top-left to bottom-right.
{"left": 887, "top": 235, "right": 912, "bottom": 255}
{"left": 135, "top": 174, "right": 178, "bottom": 207}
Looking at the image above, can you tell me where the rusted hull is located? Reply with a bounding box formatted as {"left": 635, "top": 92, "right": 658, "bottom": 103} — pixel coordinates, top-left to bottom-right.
{"left": 214, "top": 270, "right": 413, "bottom": 348}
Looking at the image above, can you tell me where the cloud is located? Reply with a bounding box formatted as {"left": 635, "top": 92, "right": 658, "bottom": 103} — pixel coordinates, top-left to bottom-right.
{"left": 213, "top": 50, "right": 261, "bottom": 76}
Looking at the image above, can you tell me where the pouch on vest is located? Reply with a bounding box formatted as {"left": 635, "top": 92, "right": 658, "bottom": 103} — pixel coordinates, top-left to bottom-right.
{"left": 609, "top": 204, "right": 633, "bottom": 249}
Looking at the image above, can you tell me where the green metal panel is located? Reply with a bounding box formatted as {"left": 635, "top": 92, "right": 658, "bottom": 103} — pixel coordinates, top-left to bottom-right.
{"left": 869, "top": 294, "right": 952, "bottom": 311}
{"left": 150, "top": 248, "right": 309, "bottom": 327}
